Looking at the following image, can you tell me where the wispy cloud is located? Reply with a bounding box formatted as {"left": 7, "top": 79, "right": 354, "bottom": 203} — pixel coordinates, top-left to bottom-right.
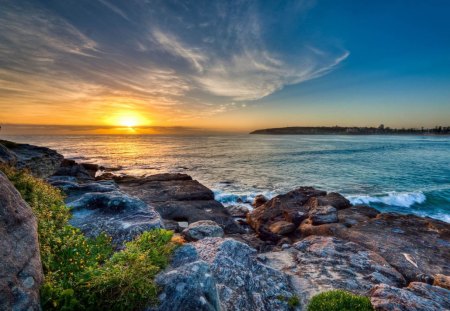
{"left": 0, "top": 0, "right": 349, "bottom": 126}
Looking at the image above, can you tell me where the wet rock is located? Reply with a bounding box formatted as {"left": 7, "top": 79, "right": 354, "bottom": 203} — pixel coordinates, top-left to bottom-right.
{"left": 67, "top": 191, "right": 162, "bottom": 245}
{"left": 252, "top": 194, "right": 268, "bottom": 208}
{"left": 118, "top": 174, "right": 242, "bottom": 234}
{"left": 337, "top": 205, "right": 380, "bottom": 227}
{"left": 309, "top": 205, "right": 338, "bottom": 225}
{"left": 0, "top": 140, "right": 63, "bottom": 178}
{"left": 269, "top": 221, "right": 295, "bottom": 235}
{"left": 227, "top": 205, "right": 249, "bottom": 218}
{"left": 434, "top": 274, "right": 450, "bottom": 290}
{"left": 0, "top": 172, "right": 43, "bottom": 311}
{"left": 182, "top": 220, "right": 224, "bottom": 241}
{"left": 156, "top": 238, "right": 296, "bottom": 311}
{"left": 370, "top": 282, "right": 450, "bottom": 311}
{"left": 264, "top": 235, "right": 405, "bottom": 307}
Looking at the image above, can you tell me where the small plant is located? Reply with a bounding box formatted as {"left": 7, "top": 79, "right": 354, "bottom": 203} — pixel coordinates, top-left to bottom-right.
{"left": 307, "top": 290, "right": 373, "bottom": 311}
{"left": 1, "top": 165, "right": 179, "bottom": 310}
{"left": 277, "top": 294, "right": 301, "bottom": 309}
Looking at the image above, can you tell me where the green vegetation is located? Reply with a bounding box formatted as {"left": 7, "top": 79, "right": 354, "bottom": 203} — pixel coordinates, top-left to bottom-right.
{"left": 1, "top": 165, "right": 179, "bottom": 310}
{"left": 307, "top": 290, "right": 374, "bottom": 311}
{"left": 277, "top": 294, "right": 301, "bottom": 309}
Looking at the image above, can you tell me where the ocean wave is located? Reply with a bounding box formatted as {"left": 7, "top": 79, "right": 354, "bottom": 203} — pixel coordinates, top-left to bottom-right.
{"left": 213, "top": 190, "right": 276, "bottom": 208}
{"left": 347, "top": 191, "right": 426, "bottom": 208}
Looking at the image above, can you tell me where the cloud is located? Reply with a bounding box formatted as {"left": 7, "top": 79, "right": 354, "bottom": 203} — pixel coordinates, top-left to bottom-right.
{"left": 0, "top": 0, "right": 349, "bottom": 125}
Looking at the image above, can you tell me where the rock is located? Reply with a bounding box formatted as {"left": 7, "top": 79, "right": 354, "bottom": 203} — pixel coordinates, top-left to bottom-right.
{"left": 67, "top": 190, "right": 163, "bottom": 246}
{"left": 227, "top": 205, "right": 249, "bottom": 218}
{"left": 269, "top": 221, "right": 295, "bottom": 235}
{"left": 337, "top": 205, "right": 380, "bottom": 227}
{"left": 434, "top": 274, "right": 450, "bottom": 290}
{"left": 0, "top": 140, "right": 63, "bottom": 178}
{"left": 247, "top": 187, "right": 330, "bottom": 241}
{"left": 316, "top": 192, "right": 351, "bottom": 210}
{"left": 156, "top": 238, "right": 296, "bottom": 311}
{"left": 309, "top": 205, "right": 338, "bottom": 225}
{"left": 0, "top": 172, "right": 43, "bottom": 311}
{"left": 370, "top": 282, "right": 450, "bottom": 311}
{"left": 118, "top": 174, "right": 243, "bottom": 234}
{"left": 264, "top": 235, "right": 405, "bottom": 307}
{"left": 0, "top": 144, "right": 17, "bottom": 165}
{"left": 53, "top": 159, "right": 96, "bottom": 181}
{"left": 252, "top": 194, "right": 268, "bottom": 208}
{"left": 182, "top": 220, "right": 224, "bottom": 241}
{"left": 155, "top": 261, "right": 220, "bottom": 311}
{"left": 334, "top": 213, "right": 450, "bottom": 282}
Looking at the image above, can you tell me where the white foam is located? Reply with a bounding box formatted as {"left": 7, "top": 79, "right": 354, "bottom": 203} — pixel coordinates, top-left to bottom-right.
{"left": 347, "top": 191, "right": 426, "bottom": 208}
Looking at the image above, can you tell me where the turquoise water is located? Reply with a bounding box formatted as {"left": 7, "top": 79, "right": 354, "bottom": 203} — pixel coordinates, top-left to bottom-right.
{"left": 4, "top": 134, "right": 450, "bottom": 222}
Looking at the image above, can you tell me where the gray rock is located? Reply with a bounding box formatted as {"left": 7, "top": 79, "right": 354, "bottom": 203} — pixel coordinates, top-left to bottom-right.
{"left": 309, "top": 205, "right": 338, "bottom": 225}
{"left": 264, "top": 235, "right": 405, "bottom": 307}
{"left": 0, "top": 172, "right": 43, "bottom": 311}
{"left": 53, "top": 159, "right": 97, "bottom": 181}
{"left": 370, "top": 282, "right": 450, "bottom": 311}
{"left": 118, "top": 174, "right": 243, "bottom": 234}
{"left": 0, "top": 140, "right": 63, "bottom": 178}
{"left": 156, "top": 238, "right": 296, "bottom": 311}
{"left": 67, "top": 191, "right": 162, "bottom": 245}
{"left": 155, "top": 261, "right": 220, "bottom": 311}
{"left": 182, "top": 220, "right": 224, "bottom": 241}
{"left": 0, "top": 144, "right": 17, "bottom": 165}
{"left": 227, "top": 205, "right": 249, "bottom": 218}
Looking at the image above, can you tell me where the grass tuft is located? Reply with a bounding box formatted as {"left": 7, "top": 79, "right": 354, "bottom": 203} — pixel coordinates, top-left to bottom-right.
{"left": 307, "top": 290, "right": 373, "bottom": 311}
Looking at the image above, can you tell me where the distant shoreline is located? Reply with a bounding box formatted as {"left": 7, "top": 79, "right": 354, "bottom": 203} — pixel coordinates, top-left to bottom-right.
{"left": 250, "top": 126, "right": 450, "bottom": 135}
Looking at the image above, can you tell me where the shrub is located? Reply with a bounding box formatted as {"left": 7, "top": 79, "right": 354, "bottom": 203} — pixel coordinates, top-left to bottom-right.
{"left": 307, "top": 290, "right": 374, "bottom": 311}
{"left": 1, "top": 165, "right": 179, "bottom": 310}
{"left": 84, "top": 230, "right": 179, "bottom": 310}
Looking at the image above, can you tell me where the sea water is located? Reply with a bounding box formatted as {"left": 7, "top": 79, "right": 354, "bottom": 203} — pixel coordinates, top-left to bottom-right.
{"left": 4, "top": 134, "right": 450, "bottom": 223}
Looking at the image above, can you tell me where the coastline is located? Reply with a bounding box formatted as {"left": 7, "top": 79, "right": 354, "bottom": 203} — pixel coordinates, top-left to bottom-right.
{"left": 1, "top": 139, "right": 450, "bottom": 310}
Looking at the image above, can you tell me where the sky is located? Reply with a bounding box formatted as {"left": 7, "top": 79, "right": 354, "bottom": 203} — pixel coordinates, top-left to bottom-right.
{"left": 0, "top": 0, "right": 449, "bottom": 134}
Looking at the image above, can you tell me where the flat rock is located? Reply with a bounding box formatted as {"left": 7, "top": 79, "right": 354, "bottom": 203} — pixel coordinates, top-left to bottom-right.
{"left": 0, "top": 172, "right": 43, "bottom": 311}
{"left": 67, "top": 190, "right": 162, "bottom": 245}
{"left": 334, "top": 213, "right": 450, "bottom": 282}
{"left": 182, "top": 220, "right": 224, "bottom": 241}
{"left": 0, "top": 140, "right": 63, "bottom": 178}
{"left": 118, "top": 174, "right": 242, "bottom": 234}
{"left": 370, "top": 282, "right": 450, "bottom": 311}
{"left": 263, "top": 235, "right": 405, "bottom": 307}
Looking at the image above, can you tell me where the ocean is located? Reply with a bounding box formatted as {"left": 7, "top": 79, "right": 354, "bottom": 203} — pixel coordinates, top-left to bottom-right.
{"left": 4, "top": 134, "right": 450, "bottom": 223}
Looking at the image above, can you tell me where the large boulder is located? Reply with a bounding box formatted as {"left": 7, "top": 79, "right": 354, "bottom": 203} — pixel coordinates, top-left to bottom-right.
{"left": 118, "top": 174, "right": 242, "bottom": 234}
{"left": 182, "top": 220, "right": 224, "bottom": 241}
{"left": 53, "top": 159, "right": 98, "bottom": 181}
{"left": 0, "top": 140, "right": 63, "bottom": 178}
{"left": 247, "top": 187, "right": 350, "bottom": 241}
{"left": 370, "top": 282, "right": 450, "bottom": 311}
{"left": 262, "top": 235, "right": 405, "bottom": 307}
{"left": 67, "top": 190, "right": 163, "bottom": 246}
{"left": 0, "top": 172, "right": 43, "bottom": 311}
{"left": 156, "top": 238, "right": 297, "bottom": 311}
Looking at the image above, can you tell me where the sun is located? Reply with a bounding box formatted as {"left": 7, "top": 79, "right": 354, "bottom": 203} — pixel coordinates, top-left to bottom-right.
{"left": 118, "top": 115, "right": 139, "bottom": 128}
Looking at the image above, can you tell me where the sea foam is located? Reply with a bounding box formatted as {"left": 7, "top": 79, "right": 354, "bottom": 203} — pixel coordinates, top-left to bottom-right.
{"left": 347, "top": 191, "right": 426, "bottom": 208}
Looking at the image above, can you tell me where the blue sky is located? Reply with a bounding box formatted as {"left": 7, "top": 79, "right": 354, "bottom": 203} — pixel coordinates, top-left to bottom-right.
{"left": 0, "top": 0, "right": 449, "bottom": 132}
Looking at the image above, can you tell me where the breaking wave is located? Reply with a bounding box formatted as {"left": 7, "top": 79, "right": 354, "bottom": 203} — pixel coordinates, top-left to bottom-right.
{"left": 347, "top": 191, "right": 426, "bottom": 208}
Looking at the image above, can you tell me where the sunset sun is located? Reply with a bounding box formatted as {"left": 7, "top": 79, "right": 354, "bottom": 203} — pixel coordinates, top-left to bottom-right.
{"left": 118, "top": 115, "right": 139, "bottom": 128}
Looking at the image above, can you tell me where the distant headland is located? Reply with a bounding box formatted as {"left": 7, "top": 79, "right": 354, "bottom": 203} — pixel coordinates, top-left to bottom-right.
{"left": 250, "top": 125, "right": 450, "bottom": 135}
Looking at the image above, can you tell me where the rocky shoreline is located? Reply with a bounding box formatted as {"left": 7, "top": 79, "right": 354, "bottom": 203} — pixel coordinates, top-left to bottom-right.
{"left": 1, "top": 139, "right": 449, "bottom": 311}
